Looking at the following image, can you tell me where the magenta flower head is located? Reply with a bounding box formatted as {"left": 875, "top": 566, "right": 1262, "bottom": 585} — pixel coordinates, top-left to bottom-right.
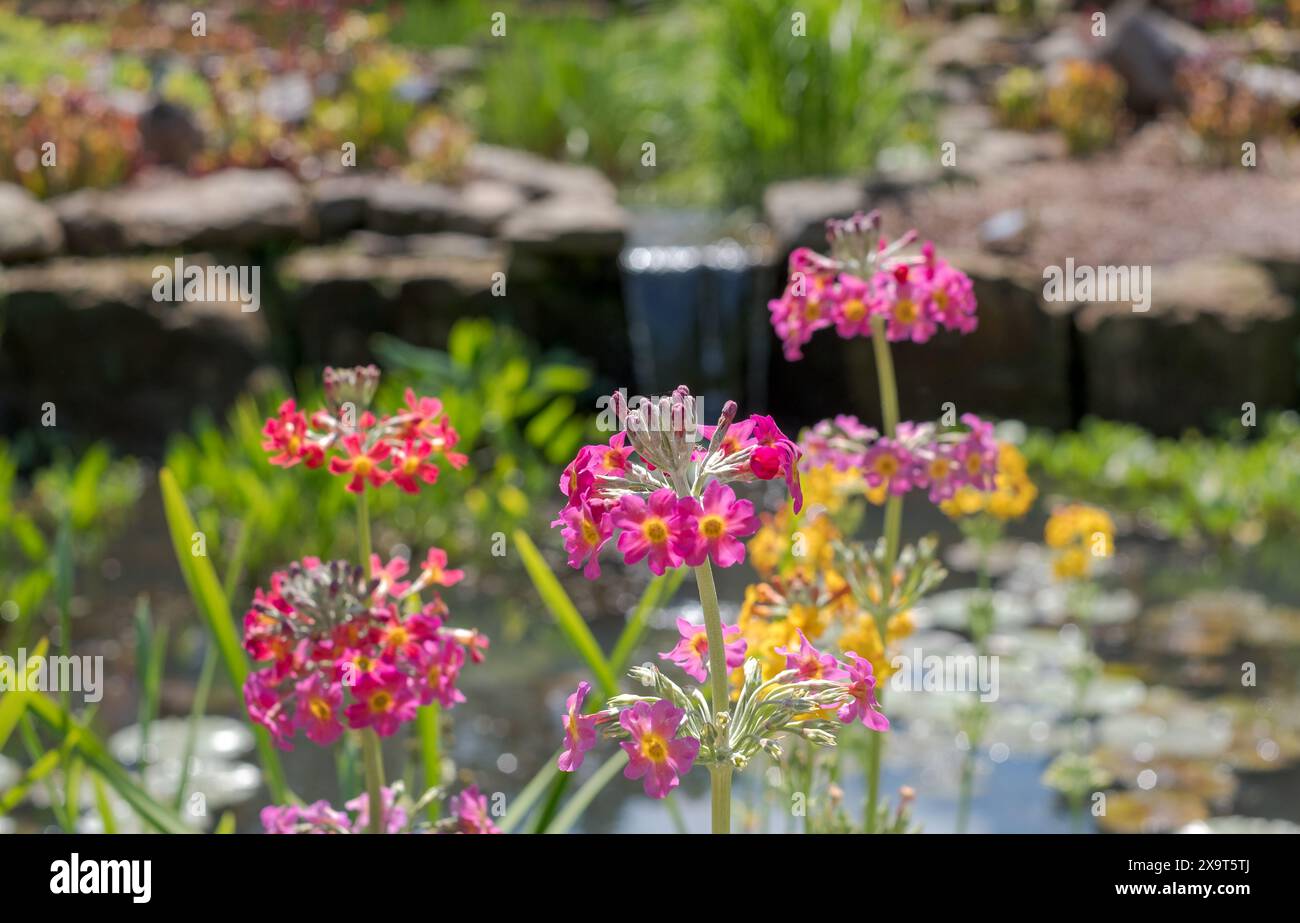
{"left": 263, "top": 366, "right": 466, "bottom": 494}
{"left": 770, "top": 217, "right": 977, "bottom": 358}
{"left": 613, "top": 488, "right": 694, "bottom": 575}
{"left": 241, "top": 556, "right": 485, "bottom": 749}
{"left": 619, "top": 700, "right": 700, "bottom": 799}
{"left": 676, "top": 481, "right": 759, "bottom": 567}
{"left": 558, "top": 681, "right": 601, "bottom": 772}
{"left": 659, "top": 617, "right": 747, "bottom": 683}
{"left": 551, "top": 388, "right": 804, "bottom": 579}
{"left": 837, "top": 653, "right": 889, "bottom": 732}
{"left": 449, "top": 785, "right": 502, "bottom": 834}
{"left": 776, "top": 630, "right": 848, "bottom": 682}
{"left": 798, "top": 413, "right": 999, "bottom": 507}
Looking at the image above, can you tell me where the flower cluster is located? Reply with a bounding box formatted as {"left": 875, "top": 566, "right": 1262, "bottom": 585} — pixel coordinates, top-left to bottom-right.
{"left": 553, "top": 387, "right": 802, "bottom": 578}
{"left": 769, "top": 212, "right": 977, "bottom": 360}
{"left": 1045, "top": 503, "right": 1115, "bottom": 581}
{"left": 260, "top": 782, "right": 499, "bottom": 834}
{"left": 941, "top": 442, "right": 1038, "bottom": 522}
{"left": 242, "top": 552, "right": 486, "bottom": 749}
{"left": 557, "top": 648, "right": 887, "bottom": 799}
{"left": 261, "top": 365, "right": 467, "bottom": 493}
{"left": 800, "top": 413, "right": 999, "bottom": 505}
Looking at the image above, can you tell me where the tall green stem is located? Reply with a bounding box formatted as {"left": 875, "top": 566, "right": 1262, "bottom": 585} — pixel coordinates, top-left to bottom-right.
{"left": 355, "top": 491, "right": 383, "bottom": 831}
{"left": 361, "top": 728, "right": 386, "bottom": 834}
{"left": 357, "top": 490, "right": 373, "bottom": 581}
{"left": 866, "top": 316, "right": 902, "bottom": 834}
{"left": 693, "top": 560, "right": 732, "bottom": 834}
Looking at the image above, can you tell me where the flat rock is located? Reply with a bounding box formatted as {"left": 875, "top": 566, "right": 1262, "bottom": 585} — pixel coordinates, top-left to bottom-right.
{"left": 282, "top": 232, "right": 506, "bottom": 367}
{"left": 364, "top": 179, "right": 463, "bottom": 235}
{"left": 762, "top": 177, "right": 869, "bottom": 255}
{"left": 0, "top": 255, "right": 270, "bottom": 454}
{"left": 500, "top": 194, "right": 627, "bottom": 257}
{"left": 0, "top": 183, "right": 64, "bottom": 262}
{"left": 52, "top": 169, "right": 308, "bottom": 254}
{"left": 464, "top": 144, "right": 617, "bottom": 201}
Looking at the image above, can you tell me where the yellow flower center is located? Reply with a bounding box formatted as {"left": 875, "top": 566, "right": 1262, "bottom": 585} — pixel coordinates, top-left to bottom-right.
{"left": 309, "top": 697, "right": 332, "bottom": 721}
{"left": 642, "top": 518, "right": 669, "bottom": 544}
{"left": 580, "top": 517, "right": 600, "bottom": 545}
{"left": 354, "top": 456, "right": 373, "bottom": 477}
{"left": 403, "top": 455, "right": 420, "bottom": 475}
{"left": 699, "top": 515, "right": 726, "bottom": 539}
{"left": 893, "top": 299, "right": 918, "bottom": 324}
{"left": 929, "top": 458, "right": 951, "bottom": 480}
{"left": 842, "top": 298, "right": 866, "bottom": 321}
{"left": 875, "top": 455, "right": 899, "bottom": 477}
{"left": 640, "top": 733, "right": 668, "bottom": 764}
{"left": 369, "top": 690, "right": 393, "bottom": 713}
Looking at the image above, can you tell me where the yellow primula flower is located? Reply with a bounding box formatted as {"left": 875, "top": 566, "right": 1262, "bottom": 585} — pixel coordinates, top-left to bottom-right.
{"left": 1044, "top": 503, "right": 1115, "bottom": 581}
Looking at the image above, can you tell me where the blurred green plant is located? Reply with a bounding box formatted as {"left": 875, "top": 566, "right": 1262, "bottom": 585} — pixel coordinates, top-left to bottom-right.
{"left": 994, "top": 66, "right": 1046, "bottom": 132}
{"left": 1022, "top": 413, "right": 1300, "bottom": 552}
{"left": 444, "top": 0, "right": 924, "bottom": 207}
{"left": 1045, "top": 59, "right": 1127, "bottom": 156}
{"left": 164, "top": 320, "right": 595, "bottom": 592}
{"left": 0, "top": 443, "right": 143, "bottom": 646}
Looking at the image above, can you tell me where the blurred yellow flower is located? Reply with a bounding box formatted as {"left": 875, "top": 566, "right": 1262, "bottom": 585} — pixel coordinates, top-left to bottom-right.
{"left": 941, "top": 443, "right": 1037, "bottom": 521}
{"left": 1044, "top": 503, "right": 1115, "bottom": 581}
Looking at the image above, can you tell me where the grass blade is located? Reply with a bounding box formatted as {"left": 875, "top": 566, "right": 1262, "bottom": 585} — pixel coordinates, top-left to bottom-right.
{"left": 499, "top": 751, "right": 560, "bottom": 834}
{"left": 26, "top": 694, "right": 192, "bottom": 834}
{"left": 158, "top": 467, "right": 289, "bottom": 804}
{"left": 547, "top": 750, "right": 629, "bottom": 834}
{"left": 512, "top": 528, "right": 617, "bottom": 698}
{"left": 609, "top": 568, "right": 685, "bottom": 674}
{"left": 0, "top": 638, "right": 49, "bottom": 750}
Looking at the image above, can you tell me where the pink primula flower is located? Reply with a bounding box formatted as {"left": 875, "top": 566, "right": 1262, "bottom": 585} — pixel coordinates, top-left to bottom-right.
{"left": 676, "top": 481, "right": 759, "bottom": 568}
{"left": 776, "top": 630, "right": 848, "bottom": 682}
{"left": 612, "top": 488, "right": 693, "bottom": 576}
{"left": 558, "top": 680, "right": 601, "bottom": 772}
{"left": 659, "top": 616, "right": 747, "bottom": 683}
{"left": 837, "top": 652, "right": 890, "bottom": 731}
{"left": 619, "top": 700, "right": 700, "bottom": 799}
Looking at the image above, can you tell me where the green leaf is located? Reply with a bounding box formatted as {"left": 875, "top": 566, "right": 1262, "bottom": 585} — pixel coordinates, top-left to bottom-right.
{"left": 158, "top": 467, "right": 289, "bottom": 804}
{"left": 512, "top": 528, "right": 618, "bottom": 698}
{"left": 26, "top": 694, "right": 192, "bottom": 834}
{"left": 609, "top": 568, "right": 686, "bottom": 675}
{"left": 91, "top": 771, "right": 117, "bottom": 834}
{"left": 0, "top": 637, "right": 48, "bottom": 750}
{"left": 547, "top": 750, "right": 629, "bottom": 834}
{"left": 499, "top": 752, "right": 560, "bottom": 834}
{"left": 416, "top": 704, "right": 442, "bottom": 821}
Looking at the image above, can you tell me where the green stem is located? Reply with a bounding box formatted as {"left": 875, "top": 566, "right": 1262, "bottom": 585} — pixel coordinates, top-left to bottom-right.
{"left": 956, "top": 748, "right": 975, "bottom": 834}
{"left": 361, "top": 728, "right": 386, "bottom": 834}
{"left": 710, "top": 764, "right": 733, "bottom": 835}
{"left": 357, "top": 490, "right": 373, "bottom": 581}
{"left": 866, "top": 316, "right": 902, "bottom": 834}
{"left": 692, "top": 560, "right": 732, "bottom": 834}
{"left": 355, "top": 491, "right": 382, "bottom": 831}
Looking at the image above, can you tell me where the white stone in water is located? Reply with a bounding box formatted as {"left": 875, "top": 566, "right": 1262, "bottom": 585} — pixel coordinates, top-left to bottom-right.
{"left": 142, "top": 760, "right": 261, "bottom": 811}
{"left": 108, "top": 717, "right": 254, "bottom": 766}
{"left": 0, "top": 754, "right": 18, "bottom": 790}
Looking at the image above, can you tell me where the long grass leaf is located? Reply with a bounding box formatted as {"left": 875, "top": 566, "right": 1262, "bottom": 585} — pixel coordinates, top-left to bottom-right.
{"left": 26, "top": 694, "right": 192, "bottom": 834}
{"left": 0, "top": 637, "right": 49, "bottom": 750}
{"left": 157, "top": 467, "right": 289, "bottom": 803}
{"left": 547, "top": 750, "right": 629, "bottom": 834}
{"left": 512, "top": 529, "right": 617, "bottom": 697}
